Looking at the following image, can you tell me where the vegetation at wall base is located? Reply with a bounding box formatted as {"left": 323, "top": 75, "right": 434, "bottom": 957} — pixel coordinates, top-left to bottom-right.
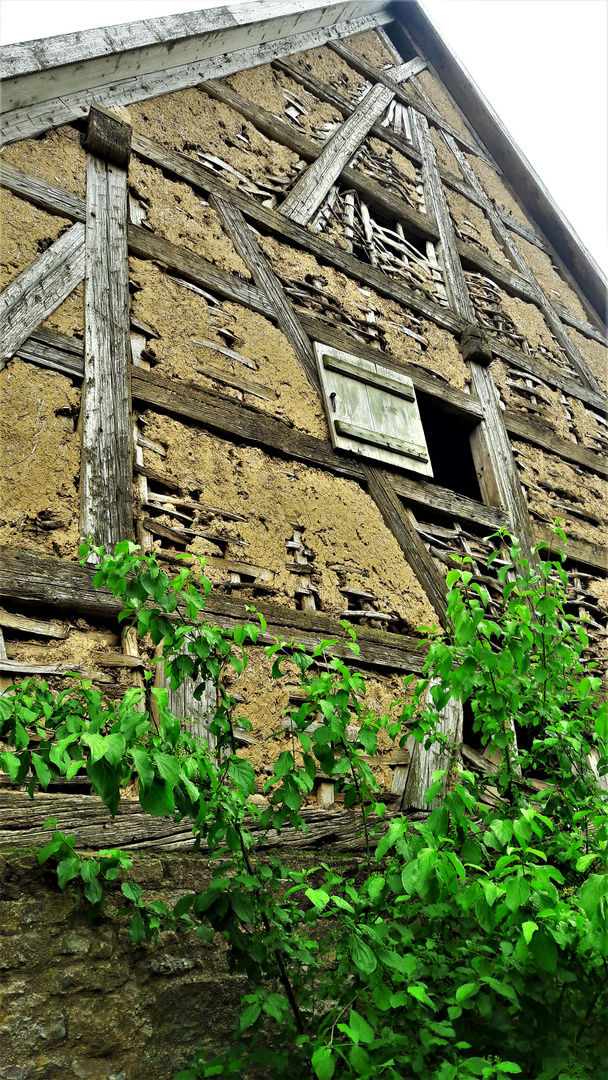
{"left": 1, "top": 526, "right": 607, "bottom": 1080}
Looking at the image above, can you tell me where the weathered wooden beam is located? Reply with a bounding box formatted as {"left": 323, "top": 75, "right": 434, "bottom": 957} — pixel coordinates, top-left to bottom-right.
{"left": 274, "top": 57, "right": 549, "bottom": 253}
{"left": 0, "top": 222, "right": 85, "bottom": 367}
{"left": 0, "top": 791, "right": 381, "bottom": 853}
{"left": 209, "top": 194, "right": 320, "bottom": 391}
{"left": 0, "top": 546, "right": 428, "bottom": 673}
{"left": 127, "top": 221, "right": 274, "bottom": 319}
{"left": 0, "top": 159, "right": 86, "bottom": 222}
{"left": 81, "top": 135, "right": 132, "bottom": 548}
{"left": 279, "top": 56, "right": 425, "bottom": 225}
{"left": 280, "top": 79, "right": 397, "bottom": 224}
{"left": 0, "top": 9, "right": 392, "bottom": 144}
{"left": 412, "top": 109, "right": 474, "bottom": 322}
{"left": 469, "top": 364, "right": 536, "bottom": 561}
{"left": 554, "top": 304, "right": 608, "bottom": 347}
{"left": 201, "top": 77, "right": 437, "bottom": 243}
{"left": 531, "top": 530, "right": 608, "bottom": 575}
{"left": 442, "top": 130, "right": 606, "bottom": 400}
{"left": 489, "top": 336, "right": 605, "bottom": 411}
{"left": 504, "top": 411, "right": 608, "bottom": 480}
{"left": 362, "top": 465, "right": 448, "bottom": 625}
{"left": 328, "top": 39, "right": 493, "bottom": 165}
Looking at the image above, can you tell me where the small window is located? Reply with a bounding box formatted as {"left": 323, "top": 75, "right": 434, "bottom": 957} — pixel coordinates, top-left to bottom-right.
{"left": 315, "top": 343, "right": 433, "bottom": 477}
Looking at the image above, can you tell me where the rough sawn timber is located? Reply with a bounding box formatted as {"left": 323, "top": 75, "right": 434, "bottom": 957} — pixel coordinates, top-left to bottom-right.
{"left": 0, "top": 791, "right": 379, "bottom": 853}
{"left": 80, "top": 150, "right": 133, "bottom": 548}
{"left": 279, "top": 56, "right": 425, "bottom": 225}
{"left": 0, "top": 7, "right": 391, "bottom": 144}
{"left": 0, "top": 546, "right": 428, "bottom": 673}
{"left": 0, "top": 221, "right": 85, "bottom": 366}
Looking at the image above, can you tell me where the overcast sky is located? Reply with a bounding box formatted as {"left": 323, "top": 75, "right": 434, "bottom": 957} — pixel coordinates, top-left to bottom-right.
{"left": 1, "top": 0, "right": 606, "bottom": 277}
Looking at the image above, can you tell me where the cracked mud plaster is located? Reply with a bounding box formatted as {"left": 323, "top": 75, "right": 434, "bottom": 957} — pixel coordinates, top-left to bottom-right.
{"left": 290, "top": 44, "right": 367, "bottom": 101}
{"left": 40, "top": 282, "right": 84, "bottom": 338}
{"left": 224, "top": 646, "right": 410, "bottom": 792}
{"left": 513, "top": 440, "right": 608, "bottom": 545}
{"left": 344, "top": 29, "right": 397, "bottom": 68}
{"left": 446, "top": 188, "right": 510, "bottom": 267}
{"left": 513, "top": 234, "right": 587, "bottom": 323}
{"left": 256, "top": 233, "right": 469, "bottom": 388}
{"left": 416, "top": 70, "right": 472, "bottom": 140}
{"left": 464, "top": 154, "right": 536, "bottom": 229}
{"left": 128, "top": 156, "right": 251, "bottom": 277}
{"left": 430, "top": 125, "right": 463, "bottom": 180}
{"left": 498, "top": 288, "right": 564, "bottom": 359}
{"left": 492, "top": 358, "right": 606, "bottom": 451}
{"left": 123, "top": 87, "right": 303, "bottom": 189}
{"left": 561, "top": 327, "right": 608, "bottom": 396}
{"left": 0, "top": 124, "right": 86, "bottom": 197}
{"left": 0, "top": 190, "right": 71, "bottom": 291}
{"left": 129, "top": 258, "right": 328, "bottom": 439}
{"left": 223, "top": 63, "right": 343, "bottom": 142}
{"left": 1, "top": 624, "right": 142, "bottom": 701}
{"left": 587, "top": 577, "right": 608, "bottom": 674}
{"left": 0, "top": 359, "right": 81, "bottom": 557}
{"left": 139, "top": 416, "right": 437, "bottom": 631}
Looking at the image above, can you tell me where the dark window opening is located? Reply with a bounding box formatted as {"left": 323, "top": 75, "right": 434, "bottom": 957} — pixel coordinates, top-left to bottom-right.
{"left": 417, "top": 397, "right": 482, "bottom": 501}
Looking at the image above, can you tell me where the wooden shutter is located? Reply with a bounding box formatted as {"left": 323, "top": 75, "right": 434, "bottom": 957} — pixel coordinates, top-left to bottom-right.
{"left": 315, "top": 343, "right": 433, "bottom": 477}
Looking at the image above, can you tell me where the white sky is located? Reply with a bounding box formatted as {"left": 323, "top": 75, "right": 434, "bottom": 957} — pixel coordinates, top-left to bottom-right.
{"left": 1, "top": 0, "right": 606, "bottom": 278}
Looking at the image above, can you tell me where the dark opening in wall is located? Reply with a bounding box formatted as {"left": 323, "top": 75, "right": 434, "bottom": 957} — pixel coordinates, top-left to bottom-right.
{"left": 417, "top": 396, "right": 482, "bottom": 501}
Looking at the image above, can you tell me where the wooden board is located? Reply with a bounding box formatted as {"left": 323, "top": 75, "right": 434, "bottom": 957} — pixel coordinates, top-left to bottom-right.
{"left": 0, "top": 222, "right": 85, "bottom": 366}
{"left": 504, "top": 411, "right": 608, "bottom": 480}
{"left": 80, "top": 152, "right": 132, "bottom": 548}
{"left": 0, "top": 7, "right": 391, "bottom": 143}
{"left": 315, "top": 342, "right": 433, "bottom": 475}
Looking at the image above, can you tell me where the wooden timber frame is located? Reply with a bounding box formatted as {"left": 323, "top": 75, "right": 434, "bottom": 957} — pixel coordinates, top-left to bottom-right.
{"left": 0, "top": 0, "right": 607, "bottom": 839}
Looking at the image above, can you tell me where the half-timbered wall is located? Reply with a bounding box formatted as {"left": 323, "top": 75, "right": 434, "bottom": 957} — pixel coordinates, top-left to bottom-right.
{"left": 1, "top": 7, "right": 606, "bottom": 1075}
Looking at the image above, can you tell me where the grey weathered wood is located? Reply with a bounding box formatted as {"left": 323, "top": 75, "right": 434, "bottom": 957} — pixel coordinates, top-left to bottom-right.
{"left": 328, "top": 39, "right": 493, "bottom": 164}
{"left": 1, "top": 9, "right": 391, "bottom": 144}
{"left": 83, "top": 103, "right": 131, "bottom": 167}
{"left": 490, "top": 336, "right": 605, "bottom": 410}
{"left": 279, "top": 55, "right": 425, "bottom": 225}
{"left": 16, "top": 332, "right": 85, "bottom": 381}
{"left": 80, "top": 151, "right": 132, "bottom": 548}
{"left": 210, "top": 194, "right": 320, "bottom": 390}
{"left": 0, "top": 790, "right": 388, "bottom": 853}
{"left": 504, "top": 411, "right": 608, "bottom": 480}
{"left": 412, "top": 109, "right": 475, "bottom": 322}
{"left": 0, "top": 609, "right": 68, "bottom": 638}
{"left": 442, "top": 131, "right": 606, "bottom": 400}
{"left": 469, "top": 363, "right": 536, "bottom": 561}
{"left": 554, "top": 305, "right": 608, "bottom": 347}
{"left": 201, "top": 77, "right": 434, "bottom": 242}
{"left": 280, "top": 80, "right": 396, "bottom": 224}
{"left": 362, "top": 465, "right": 447, "bottom": 625}
{"left": 0, "top": 160, "right": 85, "bottom": 222}
{"left": 532, "top": 529, "right": 608, "bottom": 574}
{"left": 316, "top": 342, "right": 433, "bottom": 475}
{"left": 402, "top": 692, "right": 463, "bottom": 810}
{"left": 0, "top": 222, "right": 84, "bottom": 366}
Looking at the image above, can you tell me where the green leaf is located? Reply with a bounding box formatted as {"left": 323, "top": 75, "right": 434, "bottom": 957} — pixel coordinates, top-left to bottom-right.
{"left": 496, "top": 1066, "right": 522, "bottom": 1075}
{"left": 57, "top": 855, "right": 81, "bottom": 889}
{"left": 131, "top": 748, "right": 154, "bottom": 789}
{"left": 348, "top": 1009, "right": 374, "bottom": 1045}
{"left": 306, "top": 888, "right": 330, "bottom": 910}
{"left": 129, "top": 913, "right": 146, "bottom": 946}
{"left": 456, "top": 982, "right": 478, "bottom": 1005}
{"left": 139, "top": 777, "right": 175, "bottom": 817}
{"left": 311, "top": 1046, "right": 335, "bottom": 1080}
{"left": 154, "top": 752, "right": 181, "bottom": 787}
{"left": 350, "top": 939, "right": 377, "bottom": 975}
{"left": 522, "top": 921, "right": 538, "bottom": 944}
{"left": 529, "top": 928, "right": 558, "bottom": 973}
{"left": 407, "top": 984, "right": 433, "bottom": 1007}
{"left": 228, "top": 758, "right": 255, "bottom": 796}
{"left": 273, "top": 751, "right": 294, "bottom": 778}
{"left": 237, "top": 1003, "right": 261, "bottom": 1034}
{"left": 31, "top": 753, "right": 51, "bottom": 789}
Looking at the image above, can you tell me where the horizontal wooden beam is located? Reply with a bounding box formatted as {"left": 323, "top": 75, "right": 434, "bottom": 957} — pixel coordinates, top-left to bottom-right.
{"left": 0, "top": 546, "right": 428, "bottom": 672}
{"left": 0, "top": 791, "right": 378, "bottom": 853}
{"left": 531, "top": 530, "right": 608, "bottom": 575}
{"left": 490, "top": 337, "right": 605, "bottom": 411}
{"left": 504, "top": 411, "right": 608, "bottom": 480}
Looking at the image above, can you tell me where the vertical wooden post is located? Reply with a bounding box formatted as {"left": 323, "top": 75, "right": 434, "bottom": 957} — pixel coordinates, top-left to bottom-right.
{"left": 80, "top": 104, "right": 133, "bottom": 550}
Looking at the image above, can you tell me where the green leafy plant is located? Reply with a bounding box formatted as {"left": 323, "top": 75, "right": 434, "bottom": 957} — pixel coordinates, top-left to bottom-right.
{"left": 1, "top": 528, "right": 607, "bottom": 1080}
